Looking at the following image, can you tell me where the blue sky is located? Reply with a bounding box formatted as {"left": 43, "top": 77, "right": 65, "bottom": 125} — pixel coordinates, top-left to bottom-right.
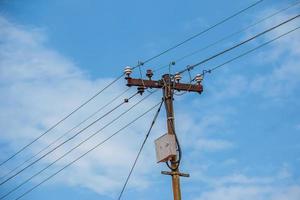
{"left": 0, "top": 0, "right": 300, "bottom": 200}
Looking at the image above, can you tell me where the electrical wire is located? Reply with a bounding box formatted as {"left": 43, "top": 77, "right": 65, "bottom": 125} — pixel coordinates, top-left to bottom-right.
{"left": 0, "top": 87, "right": 131, "bottom": 182}
{"left": 9, "top": 13, "right": 298, "bottom": 200}
{"left": 0, "top": 74, "right": 124, "bottom": 168}
{"left": 135, "top": 0, "right": 264, "bottom": 66}
{"left": 153, "top": 0, "right": 300, "bottom": 73}
{"left": 177, "top": 14, "right": 300, "bottom": 75}
{"left": 0, "top": 0, "right": 264, "bottom": 168}
{"left": 0, "top": 92, "right": 138, "bottom": 186}
{"left": 9, "top": 21, "right": 298, "bottom": 200}
{"left": 12, "top": 101, "right": 163, "bottom": 200}
{"left": 165, "top": 119, "right": 182, "bottom": 171}
{"left": 0, "top": 91, "right": 157, "bottom": 199}
{"left": 117, "top": 99, "right": 164, "bottom": 200}
{"left": 202, "top": 25, "right": 300, "bottom": 75}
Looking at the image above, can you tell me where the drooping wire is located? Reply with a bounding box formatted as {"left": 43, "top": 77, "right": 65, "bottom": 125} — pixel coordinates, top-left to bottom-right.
{"left": 118, "top": 99, "right": 164, "bottom": 200}
{"left": 176, "top": 14, "right": 300, "bottom": 75}
{"left": 136, "top": 0, "right": 264, "bottom": 66}
{"left": 0, "top": 87, "right": 131, "bottom": 182}
{"left": 0, "top": 91, "right": 158, "bottom": 199}
{"left": 0, "top": 74, "right": 124, "bottom": 168}
{"left": 202, "top": 25, "right": 300, "bottom": 76}
{"left": 12, "top": 101, "right": 163, "bottom": 200}
{"left": 153, "top": 0, "right": 300, "bottom": 73}
{"left": 0, "top": 92, "right": 138, "bottom": 186}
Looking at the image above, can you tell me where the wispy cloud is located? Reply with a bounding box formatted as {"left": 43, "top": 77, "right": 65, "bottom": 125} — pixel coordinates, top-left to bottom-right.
{"left": 196, "top": 185, "right": 300, "bottom": 200}
{"left": 193, "top": 165, "right": 299, "bottom": 200}
{"left": 0, "top": 15, "right": 163, "bottom": 197}
{"left": 195, "top": 139, "right": 234, "bottom": 152}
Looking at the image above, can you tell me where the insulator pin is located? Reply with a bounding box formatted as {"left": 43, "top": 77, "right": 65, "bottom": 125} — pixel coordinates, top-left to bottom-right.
{"left": 124, "top": 66, "right": 132, "bottom": 77}
{"left": 137, "top": 86, "right": 145, "bottom": 95}
{"left": 146, "top": 69, "right": 153, "bottom": 80}
{"left": 195, "top": 74, "right": 203, "bottom": 84}
{"left": 174, "top": 72, "right": 181, "bottom": 83}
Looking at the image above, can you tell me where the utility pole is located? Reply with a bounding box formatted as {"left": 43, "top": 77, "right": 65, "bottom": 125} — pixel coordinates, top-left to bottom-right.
{"left": 124, "top": 67, "right": 203, "bottom": 200}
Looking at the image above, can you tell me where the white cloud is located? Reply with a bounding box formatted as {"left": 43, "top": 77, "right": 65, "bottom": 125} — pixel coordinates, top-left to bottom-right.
{"left": 195, "top": 185, "right": 300, "bottom": 200}
{"left": 0, "top": 15, "right": 234, "bottom": 198}
{"left": 247, "top": 9, "right": 300, "bottom": 99}
{"left": 0, "top": 15, "right": 164, "bottom": 197}
{"left": 193, "top": 166, "right": 300, "bottom": 200}
{"left": 1, "top": 4, "right": 299, "bottom": 199}
{"left": 195, "top": 139, "right": 234, "bottom": 152}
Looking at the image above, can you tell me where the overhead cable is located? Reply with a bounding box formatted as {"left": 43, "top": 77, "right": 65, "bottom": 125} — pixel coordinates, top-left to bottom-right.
{"left": 118, "top": 99, "right": 164, "bottom": 200}
{"left": 0, "top": 87, "right": 131, "bottom": 182}
{"left": 0, "top": 91, "right": 157, "bottom": 199}
{"left": 177, "top": 14, "right": 300, "bottom": 75}
{"left": 154, "top": 0, "right": 300, "bottom": 72}
{"left": 0, "top": 74, "right": 124, "bottom": 168}
{"left": 0, "top": 0, "right": 265, "bottom": 167}
{"left": 0, "top": 92, "right": 138, "bottom": 186}
{"left": 202, "top": 26, "right": 300, "bottom": 75}
{"left": 12, "top": 100, "right": 162, "bottom": 200}
{"left": 137, "top": 0, "right": 264, "bottom": 66}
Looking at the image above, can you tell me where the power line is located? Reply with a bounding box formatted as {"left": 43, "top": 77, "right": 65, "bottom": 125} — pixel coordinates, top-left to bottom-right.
{"left": 154, "top": 0, "right": 300, "bottom": 73}
{"left": 0, "top": 0, "right": 264, "bottom": 167}
{"left": 0, "top": 92, "right": 138, "bottom": 186}
{"left": 12, "top": 100, "right": 162, "bottom": 200}
{"left": 138, "top": 0, "right": 264, "bottom": 66}
{"left": 0, "top": 87, "right": 131, "bottom": 182}
{"left": 177, "top": 14, "right": 300, "bottom": 75}
{"left": 0, "top": 74, "right": 124, "bottom": 168}
{"left": 0, "top": 91, "right": 157, "bottom": 199}
{"left": 118, "top": 99, "right": 164, "bottom": 200}
{"left": 203, "top": 25, "right": 300, "bottom": 75}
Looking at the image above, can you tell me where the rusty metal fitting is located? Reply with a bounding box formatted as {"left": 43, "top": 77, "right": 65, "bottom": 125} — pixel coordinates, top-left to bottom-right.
{"left": 137, "top": 86, "right": 145, "bottom": 95}
{"left": 146, "top": 69, "right": 154, "bottom": 80}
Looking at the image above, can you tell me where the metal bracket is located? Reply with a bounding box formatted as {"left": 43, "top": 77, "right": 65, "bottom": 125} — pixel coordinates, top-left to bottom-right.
{"left": 161, "top": 171, "right": 190, "bottom": 178}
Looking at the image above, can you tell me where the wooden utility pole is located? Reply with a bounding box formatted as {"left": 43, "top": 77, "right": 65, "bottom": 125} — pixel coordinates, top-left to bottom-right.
{"left": 125, "top": 68, "right": 203, "bottom": 200}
